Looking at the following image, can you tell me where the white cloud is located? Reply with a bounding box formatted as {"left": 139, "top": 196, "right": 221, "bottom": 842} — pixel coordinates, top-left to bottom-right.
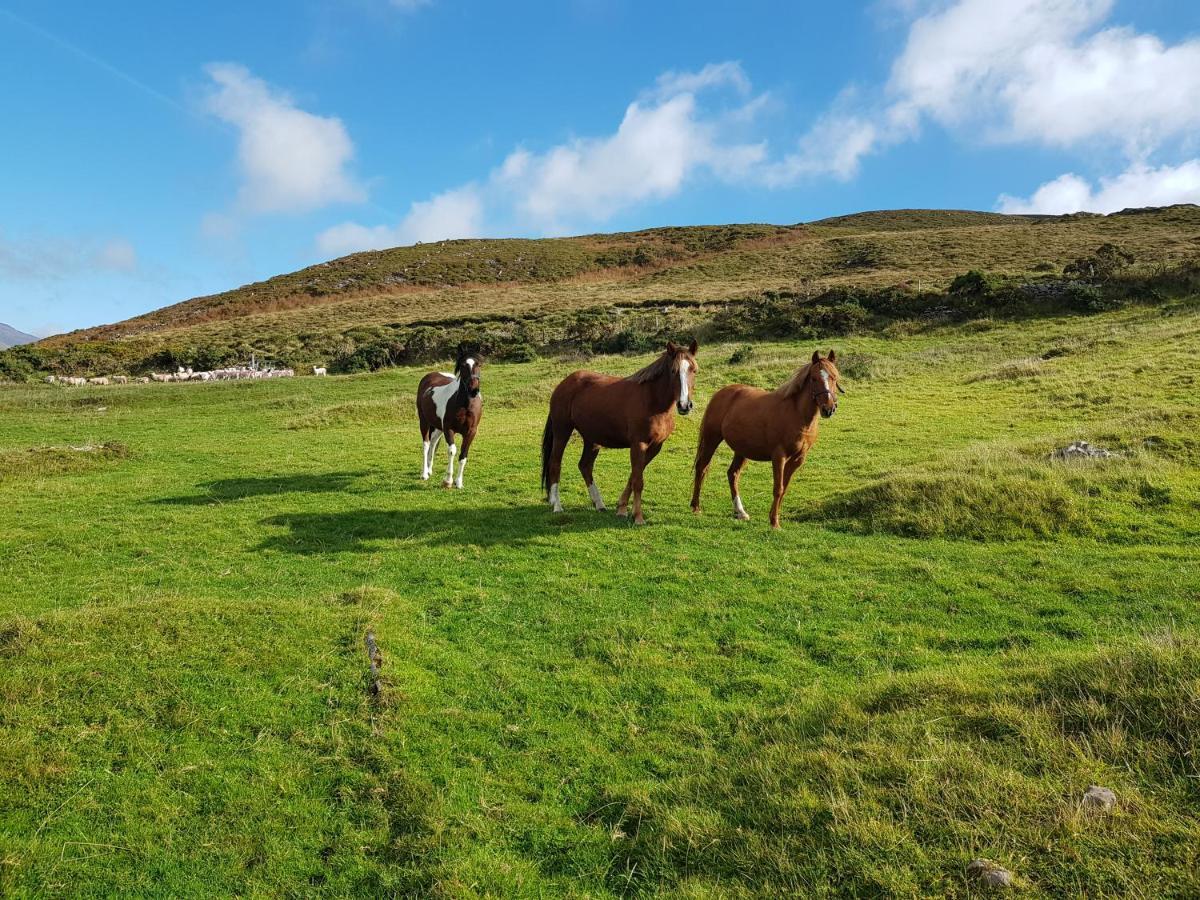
{"left": 498, "top": 91, "right": 765, "bottom": 229}
{"left": 0, "top": 234, "right": 139, "bottom": 281}
{"left": 318, "top": 63, "right": 766, "bottom": 254}
{"left": 203, "top": 63, "right": 365, "bottom": 214}
{"left": 773, "top": 0, "right": 1200, "bottom": 188}
{"left": 997, "top": 161, "right": 1200, "bottom": 214}
{"left": 97, "top": 239, "right": 138, "bottom": 273}
{"left": 317, "top": 186, "right": 484, "bottom": 256}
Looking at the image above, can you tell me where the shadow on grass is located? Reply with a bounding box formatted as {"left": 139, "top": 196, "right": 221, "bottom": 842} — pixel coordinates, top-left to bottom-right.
{"left": 154, "top": 470, "right": 373, "bottom": 505}
{"left": 256, "top": 503, "right": 623, "bottom": 552}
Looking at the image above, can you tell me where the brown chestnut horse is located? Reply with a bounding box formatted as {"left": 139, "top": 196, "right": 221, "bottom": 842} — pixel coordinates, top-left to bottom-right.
{"left": 541, "top": 340, "right": 698, "bottom": 524}
{"left": 691, "top": 350, "right": 843, "bottom": 529}
{"left": 416, "top": 351, "right": 482, "bottom": 488}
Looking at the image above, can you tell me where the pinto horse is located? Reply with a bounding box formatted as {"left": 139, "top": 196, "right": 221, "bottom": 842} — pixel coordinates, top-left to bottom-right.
{"left": 541, "top": 340, "right": 698, "bottom": 524}
{"left": 691, "top": 350, "right": 843, "bottom": 529}
{"left": 416, "top": 352, "right": 482, "bottom": 488}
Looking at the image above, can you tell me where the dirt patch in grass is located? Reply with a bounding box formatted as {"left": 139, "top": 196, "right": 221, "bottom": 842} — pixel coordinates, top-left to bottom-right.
{"left": 0, "top": 441, "right": 130, "bottom": 480}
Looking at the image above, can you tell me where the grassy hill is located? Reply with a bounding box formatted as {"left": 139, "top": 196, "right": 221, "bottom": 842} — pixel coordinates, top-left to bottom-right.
{"left": 12, "top": 205, "right": 1200, "bottom": 378}
{"left": 2, "top": 297, "right": 1199, "bottom": 894}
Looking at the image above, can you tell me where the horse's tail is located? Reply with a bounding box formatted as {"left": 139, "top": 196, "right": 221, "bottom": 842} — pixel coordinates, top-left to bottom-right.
{"left": 540, "top": 414, "right": 554, "bottom": 496}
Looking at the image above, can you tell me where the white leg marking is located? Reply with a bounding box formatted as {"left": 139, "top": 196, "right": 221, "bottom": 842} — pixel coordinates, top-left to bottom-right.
{"left": 444, "top": 442, "right": 457, "bottom": 485}
{"left": 549, "top": 483, "right": 563, "bottom": 513}
{"left": 426, "top": 431, "right": 442, "bottom": 479}
{"left": 588, "top": 482, "right": 605, "bottom": 511}
{"left": 455, "top": 456, "right": 467, "bottom": 489}
{"left": 421, "top": 440, "right": 431, "bottom": 479}
{"left": 733, "top": 494, "right": 749, "bottom": 520}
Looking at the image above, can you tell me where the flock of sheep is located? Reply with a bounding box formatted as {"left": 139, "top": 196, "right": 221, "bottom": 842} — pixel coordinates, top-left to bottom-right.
{"left": 46, "top": 365, "right": 300, "bottom": 386}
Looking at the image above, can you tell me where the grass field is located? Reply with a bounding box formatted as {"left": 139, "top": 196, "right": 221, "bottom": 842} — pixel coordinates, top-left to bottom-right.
{"left": 2, "top": 300, "right": 1200, "bottom": 896}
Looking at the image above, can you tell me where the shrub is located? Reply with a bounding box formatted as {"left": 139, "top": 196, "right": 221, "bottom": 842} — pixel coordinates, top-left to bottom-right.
{"left": 1064, "top": 243, "right": 1135, "bottom": 282}
{"left": 728, "top": 345, "right": 754, "bottom": 364}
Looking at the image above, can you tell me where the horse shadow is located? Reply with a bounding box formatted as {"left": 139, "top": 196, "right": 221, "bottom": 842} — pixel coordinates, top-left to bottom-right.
{"left": 256, "top": 502, "right": 624, "bottom": 553}
{"left": 154, "top": 470, "right": 374, "bottom": 506}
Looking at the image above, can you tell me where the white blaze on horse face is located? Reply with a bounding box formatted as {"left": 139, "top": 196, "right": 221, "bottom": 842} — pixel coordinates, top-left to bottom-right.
{"left": 820, "top": 369, "right": 830, "bottom": 390}
{"left": 549, "top": 483, "right": 563, "bottom": 512}
{"left": 678, "top": 359, "right": 691, "bottom": 406}
{"left": 588, "top": 482, "right": 605, "bottom": 510}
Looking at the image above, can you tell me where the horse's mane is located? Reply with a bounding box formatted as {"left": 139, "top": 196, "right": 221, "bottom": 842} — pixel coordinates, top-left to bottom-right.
{"left": 624, "top": 351, "right": 674, "bottom": 384}
{"left": 774, "top": 362, "right": 815, "bottom": 398}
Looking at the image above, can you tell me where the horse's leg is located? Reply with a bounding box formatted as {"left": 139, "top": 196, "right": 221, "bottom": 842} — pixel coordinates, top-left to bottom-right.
{"left": 630, "top": 442, "right": 661, "bottom": 525}
{"left": 578, "top": 441, "right": 604, "bottom": 511}
{"left": 624, "top": 443, "right": 648, "bottom": 525}
{"left": 768, "top": 453, "right": 791, "bottom": 529}
{"left": 772, "top": 453, "right": 805, "bottom": 528}
{"left": 548, "top": 427, "right": 570, "bottom": 512}
{"left": 420, "top": 421, "right": 431, "bottom": 480}
{"left": 690, "top": 431, "right": 721, "bottom": 514}
{"left": 728, "top": 454, "right": 750, "bottom": 520}
{"left": 455, "top": 428, "right": 475, "bottom": 489}
{"left": 616, "top": 475, "right": 633, "bottom": 517}
{"left": 443, "top": 429, "right": 458, "bottom": 488}
{"left": 425, "top": 429, "right": 442, "bottom": 480}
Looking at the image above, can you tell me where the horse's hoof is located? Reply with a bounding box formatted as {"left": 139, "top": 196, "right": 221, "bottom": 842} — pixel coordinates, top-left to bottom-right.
{"left": 442, "top": 480, "right": 453, "bottom": 489}
{"left": 633, "top": 517, "right": 646, "bottom": 526}
{"left": 420, "top": 473, "right": 430, "bottom": 481}
{"left": 735, "top": 512, "right": 751, "bottom": 521}
{"left": 691, "top": 506, "right": 701, "bottom": 515}
{"left": 616, "top": 508, "right": 629, "bottom": 518}
{"left": 595, "top": 505, "right": 607, "bottom": 512}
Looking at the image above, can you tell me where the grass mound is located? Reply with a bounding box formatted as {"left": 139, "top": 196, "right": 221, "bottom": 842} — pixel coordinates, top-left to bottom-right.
{"left": 285, "top": 400, "right": 399, "bottom": 430}
{"left": 811, "top": 457, "right": 1080, "bottom": 539}
{"left": 0, "top": 441, "right": 130, "bottom": 480}
{"left": 598, "top": 634, "right": 1200, "bottom": 896}
{"left": 808, "top": 447, "right": 1192, "bottom": 540}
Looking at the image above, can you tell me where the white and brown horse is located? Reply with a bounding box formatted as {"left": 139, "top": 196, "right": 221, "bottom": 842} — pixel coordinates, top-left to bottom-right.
{"left": 691, "top": 350, "right": 843, "bottom": 529}
{"left": 541, "top": 341, "right": 698, "bottom": 524}
{"left": 416, "top": 352, "right": 483, "bottom": 488}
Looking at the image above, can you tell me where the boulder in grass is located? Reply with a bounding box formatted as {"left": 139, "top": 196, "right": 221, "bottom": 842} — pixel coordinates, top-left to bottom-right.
{"left": 968, "top": 859, "right": 1013, "bottom": 889}
{"left": 1051, "top": 440, "right": 1117, "bottom": 460}
{"left": 1082, "top": 784, "right": 1117, "bottom": 812}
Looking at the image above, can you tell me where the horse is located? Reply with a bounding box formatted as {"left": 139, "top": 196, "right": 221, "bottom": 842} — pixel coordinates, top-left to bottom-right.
{"left": 690, "top": 350, "right": 843, "bottom": 529}
{"left": 541, "top": 340, "right": 698, "bottom": 525}
{"left": 416, "top": 351, "right": 483, "bottom": 488}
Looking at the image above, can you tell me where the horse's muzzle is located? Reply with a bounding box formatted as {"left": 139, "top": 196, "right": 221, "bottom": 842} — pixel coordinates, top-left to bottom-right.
{"left": 677, "top": 402, "right": 693, "bottom": 416}
{"left": 820, "top": 406, "right": 836, "bottom": 419}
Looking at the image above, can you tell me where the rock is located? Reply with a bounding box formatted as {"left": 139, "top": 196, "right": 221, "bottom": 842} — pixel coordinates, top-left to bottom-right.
{"left": 1050, "top": 440, "right": 1117, "bottom": 460}
{"left": 968, "top": 859, "right": 1013, "bottom": 889}
{"left": 1082, "top": 784, "right": 1117, "bottom": 812}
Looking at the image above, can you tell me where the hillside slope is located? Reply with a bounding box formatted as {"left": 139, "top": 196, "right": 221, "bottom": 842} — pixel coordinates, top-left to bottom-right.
{"left": 0, "top": 323, "right": 37, "bottom": 349}
{"left": 16, "top": 204, "right": 1200, "bottom": 375}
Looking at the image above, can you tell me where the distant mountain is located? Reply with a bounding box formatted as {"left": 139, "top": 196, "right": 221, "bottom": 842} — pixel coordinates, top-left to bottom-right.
{"left": 0, "top": 323, "right": 38, "bottom": 349}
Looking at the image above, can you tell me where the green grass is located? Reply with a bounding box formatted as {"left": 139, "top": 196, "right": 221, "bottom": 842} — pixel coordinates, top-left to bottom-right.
{"left": 2, "top": 301, "right": 1200, "bottom": 896}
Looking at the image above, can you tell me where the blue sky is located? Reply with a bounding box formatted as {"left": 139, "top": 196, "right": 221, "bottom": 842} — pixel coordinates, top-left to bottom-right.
{"left": 1, "top": 0, "right": 1198, "bottom": 335}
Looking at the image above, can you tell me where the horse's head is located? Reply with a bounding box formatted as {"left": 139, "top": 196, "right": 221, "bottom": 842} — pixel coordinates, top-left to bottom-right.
{"left": 810, "top": 349, "right": 843, "bottom": 418}
{"left": 667, "top": 340, "right": 699, "bottom": 415}
{"left": 455, "top": 352, "right": 482, "bottom": 397}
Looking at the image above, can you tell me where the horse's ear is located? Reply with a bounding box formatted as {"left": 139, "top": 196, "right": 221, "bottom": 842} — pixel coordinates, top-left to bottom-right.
{"left": 811, "top": 350, "right": 821, "bottom": 365}
{"left": 828, "top": 349, "right": 837, "bottom": 363}
{"left": 688, "top": 339, "right": 698, "bottom": 355}
{"left": 666, "top": 341, "right": 679, "bottom": 355}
